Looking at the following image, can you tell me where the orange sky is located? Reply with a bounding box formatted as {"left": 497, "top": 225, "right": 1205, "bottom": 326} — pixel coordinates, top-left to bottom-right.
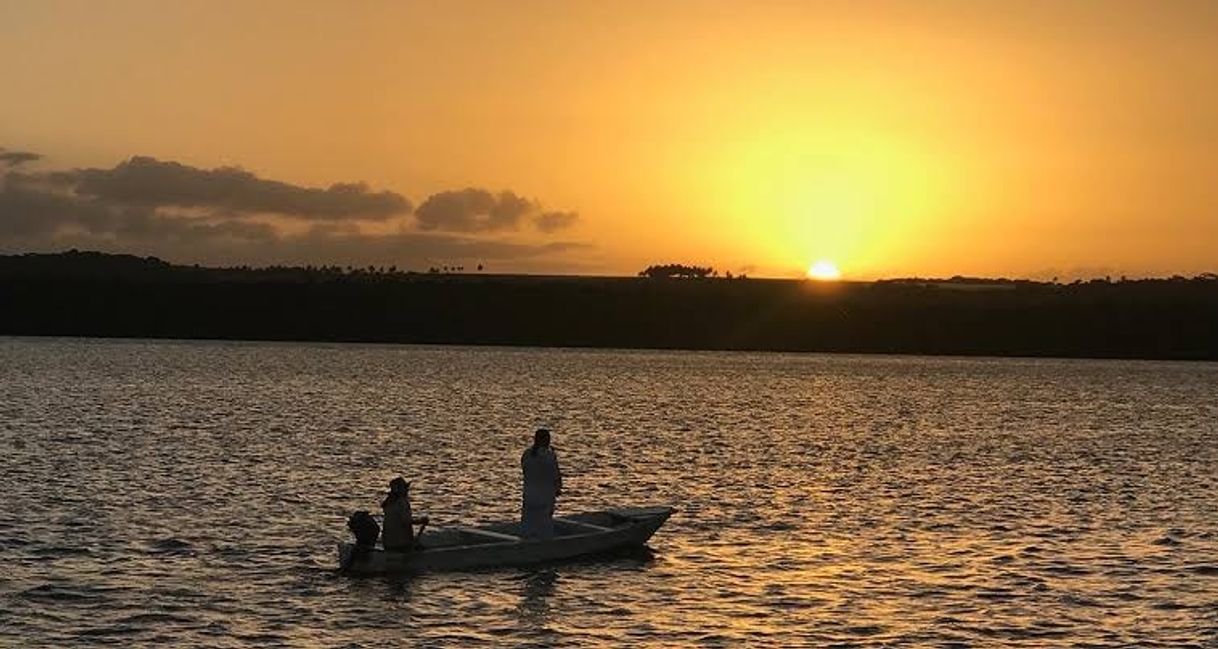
{"left": 2, "top": 1, "right": 1216, "bottom": 278}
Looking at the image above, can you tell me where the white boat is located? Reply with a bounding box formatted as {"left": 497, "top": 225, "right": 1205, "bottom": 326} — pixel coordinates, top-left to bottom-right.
{"left": 337, "top": 506, "right": 675, "bottom": 574}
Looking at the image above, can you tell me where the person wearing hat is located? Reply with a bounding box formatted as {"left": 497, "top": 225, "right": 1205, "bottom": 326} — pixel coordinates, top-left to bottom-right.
{"left": 521, "top": 428, "right": 563, "bottom": 539}
{"left": 381, "top": 477, "right": 428, "bottom": 552}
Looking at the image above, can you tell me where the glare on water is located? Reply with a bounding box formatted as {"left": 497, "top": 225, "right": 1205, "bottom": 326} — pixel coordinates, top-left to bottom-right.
{"left": 2, "top": 338, "right": 1217, "bottom": 647}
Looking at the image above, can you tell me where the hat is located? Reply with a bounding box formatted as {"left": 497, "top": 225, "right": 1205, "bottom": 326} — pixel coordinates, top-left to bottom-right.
{"left": 389, "top": 477, "right": 411, "bottom": 492}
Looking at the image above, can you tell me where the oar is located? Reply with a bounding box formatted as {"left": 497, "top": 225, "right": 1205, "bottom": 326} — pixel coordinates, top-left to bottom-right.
{"left": 414, "top": 516, "right": 430, "bottom": 550}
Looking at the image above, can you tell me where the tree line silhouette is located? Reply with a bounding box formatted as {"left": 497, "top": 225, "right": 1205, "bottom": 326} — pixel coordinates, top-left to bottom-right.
{"left": 639, "top": 264, "right": 717, "bottom": 279}
{"left": 3, "top": 250, "right": 1217, "bottom": 360}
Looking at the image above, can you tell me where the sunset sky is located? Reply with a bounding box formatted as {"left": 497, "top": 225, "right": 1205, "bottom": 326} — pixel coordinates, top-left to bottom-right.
{"left": 2, "top": 0, "right": 1217, "bottom": 279}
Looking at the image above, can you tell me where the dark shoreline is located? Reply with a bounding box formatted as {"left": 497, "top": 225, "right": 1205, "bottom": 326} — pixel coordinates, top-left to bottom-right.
{"left": 6, "top": 334, "right": 1218, "bottom": 367}
{"left": 4, "top": 250, "right": 1217, "bottom": 361}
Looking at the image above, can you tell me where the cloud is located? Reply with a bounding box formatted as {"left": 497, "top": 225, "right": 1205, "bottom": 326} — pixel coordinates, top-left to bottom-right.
{"left": 0, "top": 187, "right": 585, "bottom": 266}
{"left": 0, "top": 149, "right": 42, "bottom": 167}
{"left": 415, "top": 188, "right": 579, "bottom": 233}
{"left": 3, "top": 225, "right": 587, "bottom": 270}
{"left": 42, "top": 156, "right": 411, "bottom": 220}
{"left": 0, "top": 180, "right": 276, "bottom": 243}
{"left": 535, "top": 210, "right": 578, "bottom": 233}
{"left": 0, "top": 181, "right": 119, "bottom": 236}
{"left": 415, "top": 188, "right": 534, "bottom": 232}
{"left": 0, "top": 148, "right": 588, "bottom": 270}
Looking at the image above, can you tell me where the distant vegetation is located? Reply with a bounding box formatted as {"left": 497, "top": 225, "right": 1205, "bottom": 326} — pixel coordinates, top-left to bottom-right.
{"left": 3, "top": 250, "right": 1218, "bottom": 360}
{"left": 638, "top": 264, "right": 717, "bottom": 279}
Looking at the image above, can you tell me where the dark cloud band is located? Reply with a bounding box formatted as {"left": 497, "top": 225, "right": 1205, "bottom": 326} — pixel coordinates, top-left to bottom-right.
{"left": 50, "top": 156, "right": 411, "bottom": 220}
{"left": 415, "top": 188, "right": 535, "bottom": 232}
{"left": 415, "top": 188, "right": 579, "bottom": 233}
{"left": 0, "top": 149, "right": 43, "bottom": 167}
{"left": 535, "top": 210, "right": 579, "bottom": 233}
{"left": 0, "top": 147, "right": 585, "bottom": 268}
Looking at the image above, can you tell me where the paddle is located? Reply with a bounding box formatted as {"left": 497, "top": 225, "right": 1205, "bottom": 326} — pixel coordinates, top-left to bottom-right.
{"left": 413, "top": 516, "right": 430, "bottom": 550}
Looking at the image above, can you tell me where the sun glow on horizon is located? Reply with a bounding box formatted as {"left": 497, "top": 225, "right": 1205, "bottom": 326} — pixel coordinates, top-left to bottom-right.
{"left": 807, "top": 259, "right": 842, "bottom": 281}
{"left": 2, "top": 4, "right": 1216, "bottom": 277}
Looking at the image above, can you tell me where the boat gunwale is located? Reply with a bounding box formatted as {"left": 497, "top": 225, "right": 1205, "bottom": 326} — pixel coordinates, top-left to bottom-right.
{"left": 338, "top": 507, "right": 673, "bottom": 573}
{"left": 414, "top": 528, "right": 610, "bottom": 555}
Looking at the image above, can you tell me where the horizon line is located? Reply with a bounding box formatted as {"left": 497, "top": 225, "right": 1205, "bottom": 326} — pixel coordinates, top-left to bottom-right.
{"left": 3, "top": 248, "right": 1218, "bottom": 285}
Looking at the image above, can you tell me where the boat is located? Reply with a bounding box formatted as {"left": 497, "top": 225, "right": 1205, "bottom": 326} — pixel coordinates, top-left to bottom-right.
{"left": 337, "top": 506, "right": 674, "bottom": 574}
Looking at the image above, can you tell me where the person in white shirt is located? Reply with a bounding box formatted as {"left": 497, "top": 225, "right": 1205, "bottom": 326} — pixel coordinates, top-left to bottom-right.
{"left": 520, "top": 428, "right": 563, "bottom": 539}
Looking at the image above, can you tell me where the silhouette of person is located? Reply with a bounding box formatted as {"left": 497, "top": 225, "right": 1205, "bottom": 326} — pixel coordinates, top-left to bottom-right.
{"left": 521, "top": 428, "right": 563, "bottom": 539}
{"left": 381, "top": 477, "right": 428, "bottom": 551}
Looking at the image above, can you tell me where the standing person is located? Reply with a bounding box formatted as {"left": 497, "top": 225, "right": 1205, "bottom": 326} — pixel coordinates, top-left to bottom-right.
{"left": 521, "top": 428, "right": 563, "bottom": 539}
{"left": 381, "top": 477, "right": 428, "bottom": 552}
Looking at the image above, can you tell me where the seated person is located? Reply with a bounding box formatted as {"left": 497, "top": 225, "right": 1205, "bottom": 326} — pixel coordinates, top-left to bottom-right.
{"left": 381, "top": 477, "right": 429, "bottom": 551}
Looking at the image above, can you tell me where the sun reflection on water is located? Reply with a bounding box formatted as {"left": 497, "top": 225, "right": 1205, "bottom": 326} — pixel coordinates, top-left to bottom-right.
{"left": 1, "top": 340, "right": 1216, "bottom": 646}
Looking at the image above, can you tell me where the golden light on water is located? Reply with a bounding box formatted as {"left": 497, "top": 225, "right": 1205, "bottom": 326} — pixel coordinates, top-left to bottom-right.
{"left": 807, "top": 260, "right": 842, "bottom": 281}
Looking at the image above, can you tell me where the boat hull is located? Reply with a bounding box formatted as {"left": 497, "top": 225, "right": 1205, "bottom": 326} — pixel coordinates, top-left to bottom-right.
{"left": 338, "top": 506, "right": 673, "bottom": 574}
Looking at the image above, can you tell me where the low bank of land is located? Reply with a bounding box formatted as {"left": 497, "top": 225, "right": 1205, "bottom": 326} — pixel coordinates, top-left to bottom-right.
{"left": 3, "top": 251, "right": 1217, "bottom": 360}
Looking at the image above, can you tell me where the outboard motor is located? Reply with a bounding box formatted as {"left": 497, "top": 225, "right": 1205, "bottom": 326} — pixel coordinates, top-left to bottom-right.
{"left": 347, "top": 510, "right": 380, "bottom": 548}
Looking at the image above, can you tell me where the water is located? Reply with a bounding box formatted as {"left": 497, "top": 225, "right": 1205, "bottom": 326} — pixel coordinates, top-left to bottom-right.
{"left": 2, "top": 338, "right": 1217, "bottom": 647}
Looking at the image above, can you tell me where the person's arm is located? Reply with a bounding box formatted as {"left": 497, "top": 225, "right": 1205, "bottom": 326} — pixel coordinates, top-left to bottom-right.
{"left": 412, "top": 516, "right": 429, "bottom": 550}
{"left": 404, "top": 499, "right": 427, "bottom": 525}
{"left": 554, "top": 454, "right": 563, "bottom": 498}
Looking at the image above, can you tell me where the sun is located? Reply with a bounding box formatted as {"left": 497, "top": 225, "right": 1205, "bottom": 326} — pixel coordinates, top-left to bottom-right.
{"left": 807, "top": 259, "right": 842, "bottom": 281}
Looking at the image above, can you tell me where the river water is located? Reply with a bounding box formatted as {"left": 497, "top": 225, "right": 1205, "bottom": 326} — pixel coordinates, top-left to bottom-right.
{"left": 2, "top": 338, "right": 1217, "bottom": 647}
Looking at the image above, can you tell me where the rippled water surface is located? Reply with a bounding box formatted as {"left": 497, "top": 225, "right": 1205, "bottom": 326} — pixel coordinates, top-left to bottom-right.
{"left": 2, "top": 338, "right": 1218, "bottom": 647}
